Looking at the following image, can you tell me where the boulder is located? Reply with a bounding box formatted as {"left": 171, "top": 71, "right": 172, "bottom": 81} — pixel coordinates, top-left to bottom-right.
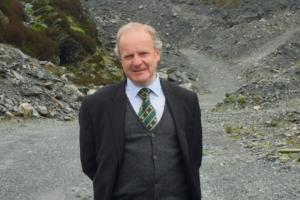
{"left": 19, "top": 103, "right": 34, "bottom": 118}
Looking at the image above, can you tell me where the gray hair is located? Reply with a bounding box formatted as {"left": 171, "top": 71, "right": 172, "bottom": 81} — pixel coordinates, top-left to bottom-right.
{"left": 114, "top": 22, "right": 162, "bottom": 58}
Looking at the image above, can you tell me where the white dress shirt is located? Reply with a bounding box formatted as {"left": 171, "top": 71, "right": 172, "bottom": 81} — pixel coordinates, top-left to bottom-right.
{"left": 125, "top": 75, "right": 166, "bottom": 121}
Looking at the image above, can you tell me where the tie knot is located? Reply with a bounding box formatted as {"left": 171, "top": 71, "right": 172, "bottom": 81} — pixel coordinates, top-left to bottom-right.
{"left": 138, "top": 88, "right": 151, "bottom": 100}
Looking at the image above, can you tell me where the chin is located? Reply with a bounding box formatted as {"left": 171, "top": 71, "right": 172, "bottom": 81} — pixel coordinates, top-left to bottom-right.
{"left": 134, "top": 80, "right": 148, "bottom": 86}
{"left": 131, "top": 75, "right": 148, "bottom": 83}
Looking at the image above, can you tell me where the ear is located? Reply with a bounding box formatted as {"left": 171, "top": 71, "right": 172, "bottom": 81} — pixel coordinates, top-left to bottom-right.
{"left": 155, "top": 48, "right": 161, "bottom": 62}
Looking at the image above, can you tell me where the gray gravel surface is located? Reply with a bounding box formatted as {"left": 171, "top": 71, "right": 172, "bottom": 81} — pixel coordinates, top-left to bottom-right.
{"left": 201, "top": 109, "right": 300, "bottom": 200}
{"left": 1, "top": 111, "right": 299, "bottom": 200}
{"left": 0, "top": 120, "right": 92, "bottom": 200}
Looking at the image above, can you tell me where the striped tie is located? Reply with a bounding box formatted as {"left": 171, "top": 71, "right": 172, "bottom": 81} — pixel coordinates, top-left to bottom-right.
{"left": 138, "top": 88, "right": 158, "bottom": 131}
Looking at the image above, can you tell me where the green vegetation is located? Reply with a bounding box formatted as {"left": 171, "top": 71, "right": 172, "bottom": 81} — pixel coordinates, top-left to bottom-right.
{"left": 213, "top": 93, "right": 248, "bottom": 111}
{"left": 224, "top": 124, "right": 242, "bottom": 134}
{"left": 0, "top": 0, "right": 58, "bottom": 60}
{"left": 0, "top": 0, "right": 98, "bottom": 62}
{"left": 225, "top": 119, "right": 300, "bottom": 163}
{"left": 199, "top": 0, "right": 240, "bottom": 8}
{"left": 68, "top": 48, "right": 123, "bottom": 86}
{"left": 67, "top": 16, "right": 85, "bottom": 34}
{"left": 224, "top": 93, "right": 247, "bottom": 107}
{"left": 0, "top": 0, "right": 122, "bottom": 86}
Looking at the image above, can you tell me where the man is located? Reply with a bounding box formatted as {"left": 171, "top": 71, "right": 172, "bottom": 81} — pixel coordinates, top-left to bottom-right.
{"left": 79, "top": 22, "right": 202, "bottom": 200}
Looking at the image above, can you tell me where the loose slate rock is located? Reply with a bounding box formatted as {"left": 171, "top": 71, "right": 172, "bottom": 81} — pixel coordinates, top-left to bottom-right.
{"left": 0, "top": 43, "right": 82, "bottom": 121}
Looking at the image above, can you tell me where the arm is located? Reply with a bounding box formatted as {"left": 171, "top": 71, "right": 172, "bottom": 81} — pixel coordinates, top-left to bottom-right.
{"left": 79, "top": 97, "right": 97, "bottom": 180}
{"left": 192, "top": 93, "right": 203, "bottom": 167}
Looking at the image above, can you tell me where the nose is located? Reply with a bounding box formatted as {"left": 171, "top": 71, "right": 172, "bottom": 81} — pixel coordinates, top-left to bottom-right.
{"left": 132, "top": 54, "right": 142, "bottom": 66}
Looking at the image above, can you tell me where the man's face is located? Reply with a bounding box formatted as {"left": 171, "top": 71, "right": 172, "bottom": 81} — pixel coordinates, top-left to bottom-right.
{"left": 118, "top": 29, "right": 160, "bottom": 86}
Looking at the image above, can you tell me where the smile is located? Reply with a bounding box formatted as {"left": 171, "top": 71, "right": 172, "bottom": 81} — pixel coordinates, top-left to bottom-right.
{"left": 132, "top": 69, "right": 146, "bottom": 72}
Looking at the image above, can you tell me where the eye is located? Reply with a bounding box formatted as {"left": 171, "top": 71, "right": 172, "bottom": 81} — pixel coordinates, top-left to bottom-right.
{"left": 123, "top": 54, "right": 133, "bottom": 60}
{"left": 139, "top": 52, "right": 148, "bottom": 57}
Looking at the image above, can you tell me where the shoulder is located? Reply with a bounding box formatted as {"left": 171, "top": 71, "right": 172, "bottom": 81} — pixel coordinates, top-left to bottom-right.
{"left": 83, "top": 80, "right": 126, "bottom": 105}
{"left": 161, "top": 79, "right": 197, "bottom": 98}
{"left": 161, "top": 79, "right": 200, "bottom": 109}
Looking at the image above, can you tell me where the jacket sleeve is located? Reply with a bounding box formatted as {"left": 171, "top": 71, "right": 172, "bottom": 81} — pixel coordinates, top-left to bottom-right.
{"left": 192, "top": 93, "right": 203, "bottom": 167}
{"left": 79, "top": 97, "right": 97, "bottom": 180}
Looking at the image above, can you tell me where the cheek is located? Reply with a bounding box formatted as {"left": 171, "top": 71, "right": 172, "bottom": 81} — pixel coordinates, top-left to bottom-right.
{"left": 121, "top": 61, "right": 130, "bottom": 70}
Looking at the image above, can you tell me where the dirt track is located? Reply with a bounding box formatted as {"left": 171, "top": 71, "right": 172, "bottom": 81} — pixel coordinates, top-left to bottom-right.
{"left": 1, "top": 106, "right": 300, "bottom": 200}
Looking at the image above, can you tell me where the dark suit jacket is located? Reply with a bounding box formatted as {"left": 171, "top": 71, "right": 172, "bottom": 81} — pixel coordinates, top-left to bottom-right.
{"left": 79, "top": 79, "right": 202, "bottom": 200}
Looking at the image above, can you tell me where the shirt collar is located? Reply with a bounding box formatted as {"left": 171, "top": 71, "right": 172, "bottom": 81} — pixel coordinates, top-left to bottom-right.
{"left": 126, "top": 74, "right": 163, "bottom": 97}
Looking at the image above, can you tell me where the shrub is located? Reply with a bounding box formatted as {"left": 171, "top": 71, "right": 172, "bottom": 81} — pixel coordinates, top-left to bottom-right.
{"left": 0, "top": 0, "right": 26, "bottom": 21}
{"left": 69, "top": 31, "right": 97, "bottom": 53}
{"left": 25, "top": 30, "right": 59, "bottom": 60}
{"left": 0, "top": 0, "right": 99, "bottom": 66}
{"left": 3, "top": 21, "right": 27, "bottom": 46}
{"left": 2, "top": 20, "right": 58, "bottom": 61}
{"left": 52, "top": 0, "right": 82, "bottom": 17}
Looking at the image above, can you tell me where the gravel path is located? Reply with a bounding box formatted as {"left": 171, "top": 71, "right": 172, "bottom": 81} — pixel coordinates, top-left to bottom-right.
{"left": 201, "top": 109, "right": 300, "bottom": 200}
{"left": 0, "top": 120, "right": 92, "bottom": 200}
{"left": 1, "top": 109, "right": 299, "bottom": 200}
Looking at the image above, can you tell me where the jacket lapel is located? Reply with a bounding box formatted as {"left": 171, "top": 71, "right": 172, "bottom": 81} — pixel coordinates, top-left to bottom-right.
{"left": 107, "top": 80, "right": 127, "bottom": 164}
{"left": 161, "top": 80, "right": 191, "bottom": 163}
{"left": 161, "top": 80, "right": 196, "bottom": 189}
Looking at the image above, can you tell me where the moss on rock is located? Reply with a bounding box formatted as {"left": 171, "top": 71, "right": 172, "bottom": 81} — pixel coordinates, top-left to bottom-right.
{"left": 0, "top": 0, "right": 123, "bottom": 86}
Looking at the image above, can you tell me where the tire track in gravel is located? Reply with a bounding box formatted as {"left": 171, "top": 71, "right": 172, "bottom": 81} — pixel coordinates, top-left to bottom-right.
{"left": 181, "top": 47, "right": 300, "bottom": 200}
{"left": 235, "top": 26, "right": 300, "bottom": 67}
{"left": 180, "top": 48, "right": 240, "bottom": 109}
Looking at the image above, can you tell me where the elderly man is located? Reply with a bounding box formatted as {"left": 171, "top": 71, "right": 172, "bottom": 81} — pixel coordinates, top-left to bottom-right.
{"left": 79, "top": 22, "right": 202, "bottom": 200}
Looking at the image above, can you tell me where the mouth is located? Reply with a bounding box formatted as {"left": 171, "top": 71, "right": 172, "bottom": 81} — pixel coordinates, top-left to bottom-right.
{"left": 132, "top": 68, "right": 146, "bottom": 73}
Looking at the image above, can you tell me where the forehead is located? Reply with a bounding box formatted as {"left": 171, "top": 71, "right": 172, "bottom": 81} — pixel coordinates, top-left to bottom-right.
{"left": 119, "top": 28, "right": 154, "bottom": 47}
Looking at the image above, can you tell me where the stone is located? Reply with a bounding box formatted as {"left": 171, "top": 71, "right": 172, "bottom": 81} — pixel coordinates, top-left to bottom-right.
{"left": 49, "top": 110, "right": 58, "bottom": 118}
{"left": 32, "top": 108, "right": 40, "bottom": 118}
{"left": 35, "top": 69, "right": 47, "bottom": 79}
{"left": 4, "top": 98, "right": 14, "bottom": 106}
{"left": 19, "top": 103, "right": 34, "bottom": 118}
{"left": 37, "top": 106, "right": 49, "bottom": 116}
{"left": 39, "top": 61, "right": 49, "bottom": 65}
{"left": 278, "top": 148, "right": 300, "bottom": 153}
{"left": 0, "top": 34, "right": 84, "bottom": 120}
{"left": 64, "top": 115, "right": 73, "bottom": 121}
{"left": 11, "top": 70, "right": 25, "bottom": 82}
{"left": 158, "top": 71, "right": 168, "bottom": 80}
{"left": 0, "top": 105, "right": 7, "bottom": 114}
{"left": 78, "top": 86, "right": 89, "bottom": 95}
{"left": 0, "top": 10, "right": 9, "bottom": 25}
{"left": 43, "top": 81, "right": 54, "bottom": 90}
{"left": 0, "top": 95, "right": 5, "bottom": 103}
{"left": 5, "top": 111, "right": 14, "bottom": 119}
{"left": 253, "top": 105, "right": 261, "bottom": 110}
{"left": 63, "top": 84, "right": 84, "bottom": 97}
{"left": 180, "top": 82, "right": 193, "bottom": 91}
{"left": 87, "top": 89, "right": 97, "bottom": 95}
{"left": 21, "top": 85, "right": 43, "bottom": 96}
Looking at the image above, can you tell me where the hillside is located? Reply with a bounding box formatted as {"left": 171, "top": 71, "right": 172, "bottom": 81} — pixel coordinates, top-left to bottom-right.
{"left": 80, "top": 0, "right": 300, "bottom": 163}
{"left": 0, "top": 0, "right": 123, "bottom": 86}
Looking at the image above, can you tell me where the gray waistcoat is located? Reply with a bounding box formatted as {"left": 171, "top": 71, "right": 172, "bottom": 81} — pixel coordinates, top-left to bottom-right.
{"left": 112, "top": 101, "right": 189, "bottom": 200}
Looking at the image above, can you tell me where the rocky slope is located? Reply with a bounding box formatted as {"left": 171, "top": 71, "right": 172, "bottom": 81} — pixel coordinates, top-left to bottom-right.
{"left": 0, "top": 43, "right": 85, "bottom": 120}
{"left": 0, "top": 0, "right": 123, "bottom": 86}
{"left": 80, "top": 0, "right": 300, "bottom": 164}
{"left": 0, "top": 0, "right": 299, "bottom": 164}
